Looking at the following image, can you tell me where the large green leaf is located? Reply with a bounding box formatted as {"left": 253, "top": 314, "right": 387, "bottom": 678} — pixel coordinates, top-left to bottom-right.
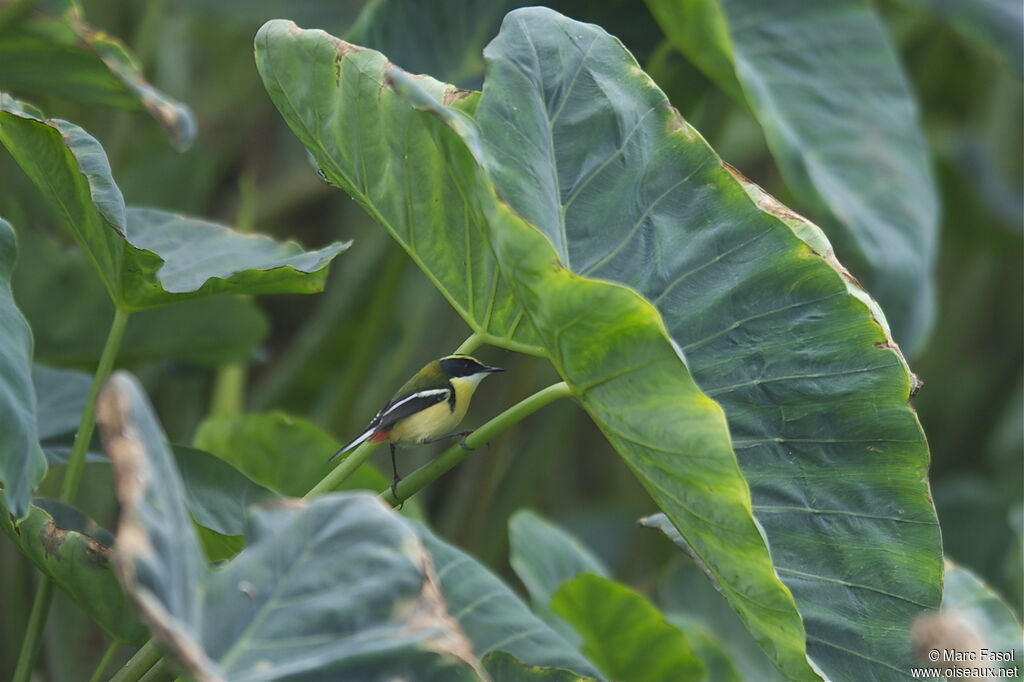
{"left": 97, "top": 372, "right": 485, "bottom": 680}
{"left": 0, "top": 218, "right": 45, "bottom": 517}
{"left": 15, "top": 229, "right": 267, "bottom": 367}
{"left": 474, "top": 9, "right": 940, "bottom": 681}
{"left": 258, "top": 10, "right": 942, "bottom": 681}
{"left": 0, "top": 495, "right": 147, "bottom": 643}
{"left": 415, "top": 522, "right": 600, "bottom": 677}
{"left": 258, "top": 17, "right": 814, "bottom": 682}
{"left": 551, "top": 573, "right": 705, "bottom": 682}
{"left": 254, "top": 27, "right": 539, "bottom": 356}
{"left": 647, "top": 0, "right": 939, "bottom": 350}
{"left": 0, "top": 0, "right": 195, "bottom": 149}
{"left": 193, "top": 411, "right": 389, "bottom": 497}
{"left": 0, "top": 94, "right": 349, "bottom": 311}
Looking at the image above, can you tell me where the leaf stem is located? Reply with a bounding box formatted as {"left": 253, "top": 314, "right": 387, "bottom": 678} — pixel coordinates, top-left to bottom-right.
{"left": 12, "top": 307, "right": 130, "bottom": 682}
{"left": 303, "top": 441, "right": 381, "bottom": 499}
{"left": 454, "top": 331, "right": 485, "bottom": 355}
{"left": 10, "top": 578, "right": 52, "bottom": 682}
{"left": 88, "top": 640, "right": 120, "bottom": 682}
{"left": 108, "top": 640, "right": 161, "bottom": 682}
{"left": 380, "top": 381, "right": 571, "bottom": 506}
{"left": 60, "top": 306, "right": 130, "bottom": 502}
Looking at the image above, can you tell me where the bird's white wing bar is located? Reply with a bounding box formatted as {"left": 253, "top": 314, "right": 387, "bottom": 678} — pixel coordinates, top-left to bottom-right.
{"left": 379, "top": 388, "right": 451, "bottom": 422}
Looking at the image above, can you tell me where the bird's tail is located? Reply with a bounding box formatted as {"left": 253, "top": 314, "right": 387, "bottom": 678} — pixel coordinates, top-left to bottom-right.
{"left": 328, "top": 426, "right": 377, "bottom": 462}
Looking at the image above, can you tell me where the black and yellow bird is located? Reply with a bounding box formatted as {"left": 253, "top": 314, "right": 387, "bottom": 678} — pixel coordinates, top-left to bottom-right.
{"left": 330, "top": 355, "right": 503, "bottom": 495}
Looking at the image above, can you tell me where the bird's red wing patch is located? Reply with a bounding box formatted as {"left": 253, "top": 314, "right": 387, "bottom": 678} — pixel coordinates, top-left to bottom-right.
{"left": 369, "top": 430, "right": 390, "bottom": 442}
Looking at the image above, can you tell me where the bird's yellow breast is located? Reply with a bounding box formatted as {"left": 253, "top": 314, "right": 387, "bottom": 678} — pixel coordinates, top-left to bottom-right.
{"left": 388, "top": 376, "right": 479, "bottom": 444}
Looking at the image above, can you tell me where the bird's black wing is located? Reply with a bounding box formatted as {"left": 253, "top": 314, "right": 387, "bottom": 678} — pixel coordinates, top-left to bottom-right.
{"left": 376, "top": 387, "right": 451, "bottom": 430}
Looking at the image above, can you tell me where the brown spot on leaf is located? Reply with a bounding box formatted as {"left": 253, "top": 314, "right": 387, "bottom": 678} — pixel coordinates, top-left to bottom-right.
{"left": 403, "top": 546, "right": 490, "bottom": 681}
{"left": 39, "top": 521, "right": 110, "bottom": 566}
{"left": 442, "top": 87, "right": 474, "bottom": 106}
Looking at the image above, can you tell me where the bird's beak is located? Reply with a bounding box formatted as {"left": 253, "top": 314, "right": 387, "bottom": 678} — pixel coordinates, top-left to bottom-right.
{"left": 484, "top": 365, "right": 504, "bottom": 373}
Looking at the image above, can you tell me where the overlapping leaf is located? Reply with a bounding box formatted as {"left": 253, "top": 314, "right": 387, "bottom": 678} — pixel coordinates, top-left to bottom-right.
{"left": 257, "top": 10, "right": 943, "bottom": 680}
{"left": 0, "top": 218, "right": 45, "bottom": 517}
{"left": 97, "top": 372, "right": 485, "bottom": 681}
{"left": 0, "top": 94, "right": 349, "bottom": 311}
{"left": 646, "top": 0, "right": 939, "bottom": 350}
{"left": 254, "top": 27, "right": 539, "bottom": 355}
{"left": 15, "top": 229, "right": 268, "bottom": 366}
{"left": 507, "top": 509, "right": 607, "bottom": 643}
{"left": 0, "top": 0, "right": 195, "bottom": 148}
{"left": 551, "top": 573, "right": 705, "bottom": 682}
{"left": 0, "top": 495, "right": 147, "bottom": 642}
{"left": 416, "top": 522, "right": 600, "bottom": 677}
{"left": 475, "top": 10, "right": 940, "bottom": 681}
{"left": 257, "top": 18, "right": 816, "bottom": 682}
{"left": 193, "top": 411, "right": 389, "bottom": 497}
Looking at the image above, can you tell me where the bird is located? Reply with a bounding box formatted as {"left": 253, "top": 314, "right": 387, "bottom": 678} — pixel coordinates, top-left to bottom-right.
{"left": 329, "top": 355, "right": 504, "bottom": 498}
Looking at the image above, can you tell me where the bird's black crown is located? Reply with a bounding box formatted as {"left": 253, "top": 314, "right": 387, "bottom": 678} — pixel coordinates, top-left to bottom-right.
{"left": 440, "top": 356, "right": 502, "bottom": 378}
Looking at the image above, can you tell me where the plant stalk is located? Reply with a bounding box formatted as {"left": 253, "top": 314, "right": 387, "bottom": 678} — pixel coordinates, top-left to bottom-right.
{"left": 454, "top": 332, "right": 485, "bottom": 355}
{"left": 380, "top": 381, "right": 571, "bottom": 506}
{"left": 88, "top": 640, "right": 120, "bottom": 682}
{"left": 303, "top": 441, "right": 381, "bottom": 499}
{"left": 108, "top": 640, "right": 161, "bottom": 682}
{"left": 60, "top": 307, "right": 130, "bottom": 502}
{"left": 12, "top": 307, "right": 130, "bottom": 682}
{"left": 10, "top": 578, "right": 53, "bottom": 682}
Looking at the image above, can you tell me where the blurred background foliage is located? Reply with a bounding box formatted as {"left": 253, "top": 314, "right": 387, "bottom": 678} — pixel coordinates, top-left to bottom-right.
{"left": 0, "top": 0, "right": 1019, "bottom": 678}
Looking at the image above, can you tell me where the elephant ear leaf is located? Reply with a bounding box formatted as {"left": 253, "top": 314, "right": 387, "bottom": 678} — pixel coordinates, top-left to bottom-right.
{"left": 0, "top": 95, "right": 349, "bottom": 311}
{"left": 0, "top": 218, "right": 46, "bottom": 518}
{"left": 256, "top": 9, "right": 942, "bottom": 682}
{"left": 257, "top": 17, "right": 819, "bottom": 682}
{"left": 472, "top": 8, "right": 940, "bottom": 681}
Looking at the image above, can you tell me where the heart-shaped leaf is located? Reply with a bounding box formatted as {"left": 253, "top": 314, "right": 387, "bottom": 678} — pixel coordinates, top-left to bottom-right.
{"left": 0, "top": 495, "right": 147, "bottom": 643}
{"left": 646, "top": 0, "right": 940, "bottom": 350}
{"left": 97, "top": 372, "right": 486, "bottom": 681}
{"left": 0, "top": 0, "right": 195, "bottom": 149}
{"left": 0, "top": 218, "right": 45, "bottom": 517}
{"left": 0, "top": 95, "right": 349, "bottom": 311}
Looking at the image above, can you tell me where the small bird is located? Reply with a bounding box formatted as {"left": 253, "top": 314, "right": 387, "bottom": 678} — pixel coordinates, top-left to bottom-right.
{"left": 330, "top": 355, "right": 503, "bottom": 496}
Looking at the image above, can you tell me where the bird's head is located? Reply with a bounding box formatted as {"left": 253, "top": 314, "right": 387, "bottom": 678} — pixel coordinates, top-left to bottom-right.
{"left": 439, "top": 355, "right": 504, "bottom": 387}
